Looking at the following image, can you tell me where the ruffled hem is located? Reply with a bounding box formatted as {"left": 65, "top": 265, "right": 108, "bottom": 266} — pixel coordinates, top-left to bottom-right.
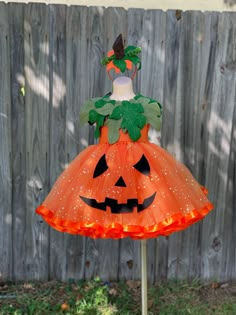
{"left": 36, "top": 201, "right": 214, "bottom": 240}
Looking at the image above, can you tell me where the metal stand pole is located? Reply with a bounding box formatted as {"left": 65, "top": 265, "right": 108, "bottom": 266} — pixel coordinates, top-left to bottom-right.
{"left": 141, "top": 239, "right": 148, "bottom": 315}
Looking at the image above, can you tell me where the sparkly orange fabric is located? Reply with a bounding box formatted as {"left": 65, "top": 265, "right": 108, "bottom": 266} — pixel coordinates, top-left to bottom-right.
{"left": 36, "top": 125, "right": 214, "bottom": 239}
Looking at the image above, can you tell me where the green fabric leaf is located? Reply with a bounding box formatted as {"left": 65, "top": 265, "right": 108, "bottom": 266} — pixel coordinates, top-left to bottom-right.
{"left": 157, "top": 102, "right": 162, "bottom": 114}
{"left": 109, "top": 105, "right": 124, "bottom": 120}
{"left": 96, "top": 96, "right": 116, "bottom": 106}
{"left": 95, "top": 115, "right": 105, "bottom": 138}
{"left": 80, "top": 100, "right": 95, "bottom": 123}
{"left": 155, "top": 118, "right": 161, "bottom": 131}
{"left": 134, "top": 94, "right": 143, "bottom": 100}
{"left": 137, "top": 62, "right": 141, "bottom": 70}
{"left": 95, "top": 99, "right": 107, "bottom": 108}
{"left": 149, "top": 98, "right": 162, "bottom": 112}
{"left": 124, "top": 47, "right": 142, "bottom": 70}
{"left": 80, "top": 110, "right": 90, "bottom": 124}
{"left": 124, "top": 46, "right": 138, "bottom": 53}
{"left": 113, "top": 59, "right": 127, "bottom": 73}
{"left": 88, "top": 109, "right": 98, "bottom": 123}
{"left": 110, "top": 101, "right": 146, "bottom": 141}
{"left": 81, "top": 94, "right": 162, "bottom": 143}
{"left": 144, "top": 103, "right": 162, "bottom": 130}
{"left": 102, "top": 97, "right": 116, "bottom": 106}
{"left": 134, "top": 97, "right": 150, "bottom": 107}
{"left": 105, "top": 118, "right": 122, "bottom": 144}
{"left": 147, "top": 100, "right": 162, "bottom": 116}
{"left": 134, "top": 95, "right": 162, "bottom": 116}
{"left": 149, "top": 98, "right": 158, "bottom": 104}
{"left": 88, "top": 110, "right": 105, "bottom": 138}
{"left": 109, "top": 100, "right": 116, "bottom": 105}
{"left": 125, "top": 55, "right": 141, "bottom": 70}
{"left": 125, "top": 55, "right": 139, "bottom": 65}
{"left": 96, "top": 103, "right": 117, "bottom": 116}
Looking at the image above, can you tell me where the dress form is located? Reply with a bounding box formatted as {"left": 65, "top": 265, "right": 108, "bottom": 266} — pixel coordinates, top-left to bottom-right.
{"left": 36, "top": 34, "right": 213, "bottom": 315}
{"left": 110, "top": 76, "right": 147, "bottom": 315}
{"left": 110, "top": 76, "right": 135, "bottom": 101}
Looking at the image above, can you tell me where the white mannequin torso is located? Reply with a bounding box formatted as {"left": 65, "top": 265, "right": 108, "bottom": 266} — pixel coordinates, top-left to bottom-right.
{"left": 110, "top": 76, "right": 135, "bottom": 101}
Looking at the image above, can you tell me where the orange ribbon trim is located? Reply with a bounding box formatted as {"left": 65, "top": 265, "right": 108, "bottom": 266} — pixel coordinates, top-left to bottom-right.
{"left": 36, "top": 201, "right": 214, "bottom": 240}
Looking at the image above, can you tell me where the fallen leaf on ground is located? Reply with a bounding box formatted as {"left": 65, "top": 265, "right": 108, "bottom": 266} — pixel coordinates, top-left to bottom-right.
{"left": 148, "top": 298, "right": 154, "bottom": 308}
{"left": 211, "top": 282, "right": 220, "bottom": 289}
{"left": 126, "top": 280, "right": 141, "bottom": 289}
{"left": 109, "top": 288, "right": 118, "bottom": 296}
{"left": 61, "top": 303, "right": 69, "bottom": 310}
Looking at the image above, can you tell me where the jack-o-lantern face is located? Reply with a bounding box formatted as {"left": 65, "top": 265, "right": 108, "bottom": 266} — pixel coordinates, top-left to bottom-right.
{"left": 80, "top": 153, "right": 156, "bottom": 214}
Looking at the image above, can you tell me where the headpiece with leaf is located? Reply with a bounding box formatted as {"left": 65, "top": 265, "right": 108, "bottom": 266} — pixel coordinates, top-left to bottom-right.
{"left": 101, "top": 34, "right": 141, "bottom": 78}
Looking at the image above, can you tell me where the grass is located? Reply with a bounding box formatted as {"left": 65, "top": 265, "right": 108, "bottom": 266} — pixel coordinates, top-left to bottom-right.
{"left": 0, "top": 278, "right": 236, "bottom": 314}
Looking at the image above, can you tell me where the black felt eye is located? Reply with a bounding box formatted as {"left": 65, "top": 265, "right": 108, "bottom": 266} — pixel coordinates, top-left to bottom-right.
{"left": 133, "top": 154, "right": 150, "bottom": 176}
{"left": 93, "top": 154, "right": 108, "bottom": 178}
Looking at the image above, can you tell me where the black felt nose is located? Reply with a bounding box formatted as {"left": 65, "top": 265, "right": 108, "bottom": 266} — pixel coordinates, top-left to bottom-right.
{"left": 115, "top": 176, "right": 126, "bottom": 187}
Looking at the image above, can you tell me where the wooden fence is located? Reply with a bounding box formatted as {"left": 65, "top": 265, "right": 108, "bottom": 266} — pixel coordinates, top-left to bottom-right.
{"left": 0, "top": 2, "right": 235, "bottom": 282}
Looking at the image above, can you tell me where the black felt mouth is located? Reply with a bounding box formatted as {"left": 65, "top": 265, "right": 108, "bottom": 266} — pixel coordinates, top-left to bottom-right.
{"left": 80, "top": 192, "right": 156, "bottom": 214}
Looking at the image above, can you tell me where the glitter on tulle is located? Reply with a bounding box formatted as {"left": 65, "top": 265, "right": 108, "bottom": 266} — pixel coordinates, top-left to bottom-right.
{"left": 36, "top": 126, "right": 214, "bottom": 239}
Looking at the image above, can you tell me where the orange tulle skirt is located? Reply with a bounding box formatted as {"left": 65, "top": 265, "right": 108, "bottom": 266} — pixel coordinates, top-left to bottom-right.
{"left": 36, "top": 126, "right": 213, "bottom": 239}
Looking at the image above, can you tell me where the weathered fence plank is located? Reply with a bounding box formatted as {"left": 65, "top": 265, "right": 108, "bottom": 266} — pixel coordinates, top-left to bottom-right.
{"left": 66, "top": 5, "right": 90, "bottom": 158}
{"left": 225, "top": 93, "right": 236, "bottom": 281}
{"left": 83, "top": 6, "right": 121, "bottom": 280}
{"left": 47, "top": 3, "right": 68, "bottom": 281}
{"left": 64, "top": 5, "right": 91, "bottom": 280}
{"left": 103, "top": 7, "right": 128, "bottom": 94}
{"left": 0, "top": 2, "right": 12, "bottom": 282}
{"left": 101, "top": 7, "right": 129, "bottom": 281}
{"left": 161, "top": 10, "right": 182, "bottom": 280}
{"left": 201, "top": 12, "right": 236, "bottom": 281}
{"left": 82, "top": 6, "right": 105, "bottom": 280}
{"left": 167, "top": 11, "right": 217, "bottom": 280}
{"left": 171, "top": 10, "right": 202, "bottom": 280}
{"left": 184, "top": 11, "right": 219, "bottom": 280}
{"left": 24, "top": 3, "right": 50, "bottom": 280}
{"left": 0, "top": 3, "right": 235, "bottom": 282}
{"left": 113, "top": 8, "right": 146, "bottom": 282}
{"left": 9, "top": 3, "right": 27, "bottom": 281}
{"left": 128, "top": 8, "right": 144, "bottom": 95}
{"left": 141, "top": 9, "right": 167, "bottom": 283}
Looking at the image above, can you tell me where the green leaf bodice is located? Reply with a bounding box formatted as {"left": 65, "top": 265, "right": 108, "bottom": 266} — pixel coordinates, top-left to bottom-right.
{"left": 80, "top": 94, "right": 162, "bottom": 144}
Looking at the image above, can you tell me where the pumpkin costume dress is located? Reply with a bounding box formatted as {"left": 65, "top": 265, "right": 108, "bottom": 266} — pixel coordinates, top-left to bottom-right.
{"left": 36, "top": 36, "right": 213, "bottom": 239}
